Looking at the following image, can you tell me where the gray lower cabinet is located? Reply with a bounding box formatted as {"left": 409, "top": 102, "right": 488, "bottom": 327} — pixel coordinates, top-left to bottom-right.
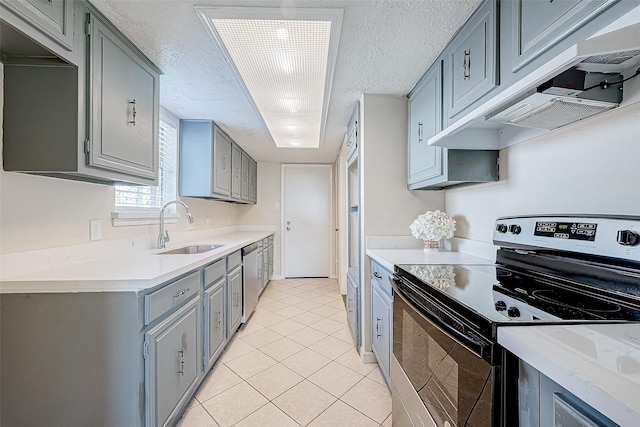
{"left": 204, "top": 258, "right": 227, "bottom": 372}
{"left": 370, "top": 260, "right": 393, "bottom": 387}
{"left": 228, "top": 265, "right": 243, "bottom": 338}
{"left": 346, "top": 273, "right": 360, "bottom": 348}
{"left": 145, "top": 296, "right": 201, "bottom": 427}
{"left": 443, "top": 0, "right": 498, "bottom": 126}
{"left": 180, "top": 119, "right": 257, "bottom": 204}
{"left": 1, "top": 0, "right": 161, "bottom": 185}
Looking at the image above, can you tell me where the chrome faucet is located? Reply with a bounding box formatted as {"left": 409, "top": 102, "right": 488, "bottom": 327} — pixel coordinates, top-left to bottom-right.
{"left": 158, "top": 200, "right": 195, "bottom": 249}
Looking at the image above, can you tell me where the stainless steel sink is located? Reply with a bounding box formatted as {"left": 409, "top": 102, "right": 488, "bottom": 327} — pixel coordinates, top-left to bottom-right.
{"left": 157, "top": 244, "right": 224, "bottom": 255}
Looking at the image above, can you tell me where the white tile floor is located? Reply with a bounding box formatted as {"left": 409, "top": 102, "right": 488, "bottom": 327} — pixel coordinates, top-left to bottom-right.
{"left": 177, "top": 278, "right": 392, "bottom": 427}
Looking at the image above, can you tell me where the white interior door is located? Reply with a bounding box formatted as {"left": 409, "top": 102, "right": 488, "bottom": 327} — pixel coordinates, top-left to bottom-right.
{"left": 282, "top": 164, "right": 332, "bottom": 278}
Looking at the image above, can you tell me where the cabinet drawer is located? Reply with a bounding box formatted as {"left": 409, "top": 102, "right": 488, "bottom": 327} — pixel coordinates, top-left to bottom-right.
{"left": 145, "top": 271, "right": 200, "bottom": 325}
{"left": 204, "top": 259, "right": 225, "bottom": 287}
{"left": 227, "top": 250, "right": 241, "bottom": 272}
{"left": 371, "top": 260, "right": 392, "bottom": 297}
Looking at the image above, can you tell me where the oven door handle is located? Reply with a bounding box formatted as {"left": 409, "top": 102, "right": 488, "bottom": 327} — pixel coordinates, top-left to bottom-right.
{"left": 390, "top": 274, "right": 493, "bottom": 360}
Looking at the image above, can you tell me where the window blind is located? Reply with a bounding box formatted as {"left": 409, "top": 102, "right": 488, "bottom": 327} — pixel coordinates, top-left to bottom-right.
{"left": 115, "top": 120, "right": 178, "bottom": 210}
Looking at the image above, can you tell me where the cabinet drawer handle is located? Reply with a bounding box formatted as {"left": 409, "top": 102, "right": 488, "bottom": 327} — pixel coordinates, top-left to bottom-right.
{"left": 128, "top": 99, "right": 137, "bottom": 126}
{"left": 463, "top": 50, "right": 471, "bottom": 80}
{"left": 178, "top": 349, "right": 185, "bottom": 375}
{"left": 217, "top": 310, "right": 222, "bottom": 330}
{"left": 417, "top": 122, "right": 423, "bottom": 143}
{"left": 223, "top": 157, "right": 227, "bottom": 170}
{"left": 373, "top": 272, "right": 382, "bottom": 279}
{"left": 174, "top": 288, "right": 190, "bottom": 298}
{"left": 376, "top": 317, "right": 381, "bottom": 338}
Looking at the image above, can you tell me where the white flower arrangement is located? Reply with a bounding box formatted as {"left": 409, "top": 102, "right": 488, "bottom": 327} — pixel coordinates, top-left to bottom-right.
{"left": 409, "top": 210, "right": 456, "bottom": 241}
{"left": 409, "top": 265, "right": 456, "bottom": 291}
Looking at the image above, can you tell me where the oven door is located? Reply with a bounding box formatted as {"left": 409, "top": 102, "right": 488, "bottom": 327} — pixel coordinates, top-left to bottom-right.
{"left": 392, "top": 280, "right": 499, "bottom": 427}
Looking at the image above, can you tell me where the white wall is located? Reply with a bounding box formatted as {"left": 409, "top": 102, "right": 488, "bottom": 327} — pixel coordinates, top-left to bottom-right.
{"left": 445, "top": 100, "right": 640, "bottom": 243}
{"left": 237, "top": 162, "right": 282, "bottom": 278}
{"left": 361, "top": 94, "right": 445, "bottom": 236}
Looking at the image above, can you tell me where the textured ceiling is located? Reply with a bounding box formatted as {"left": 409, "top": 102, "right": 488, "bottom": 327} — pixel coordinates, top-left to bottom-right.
{"left": 90, "top": 0, "right": 483, "bottom": 163}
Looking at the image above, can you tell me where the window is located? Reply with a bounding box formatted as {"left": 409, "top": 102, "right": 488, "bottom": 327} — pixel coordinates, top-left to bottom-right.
{"left": 113, "top": 116, "right": 178, "bottom": 225}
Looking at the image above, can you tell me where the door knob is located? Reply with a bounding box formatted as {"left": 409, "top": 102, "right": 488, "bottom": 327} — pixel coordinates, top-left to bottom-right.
{"left": 286, "top": 221, "right": 291, "bottom": 225}
{"left": 287, "top": 226, "right": 291, "bottom": 231}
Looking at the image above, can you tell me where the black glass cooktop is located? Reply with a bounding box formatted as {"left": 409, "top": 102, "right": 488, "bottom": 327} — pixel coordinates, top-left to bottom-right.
{"left": 395, "top": 261, "right": 640, "bottom": 327}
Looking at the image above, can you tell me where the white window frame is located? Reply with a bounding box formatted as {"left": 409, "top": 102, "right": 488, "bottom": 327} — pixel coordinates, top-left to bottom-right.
{"left": 112, "top": 109, "right": 180, "bottom": 227}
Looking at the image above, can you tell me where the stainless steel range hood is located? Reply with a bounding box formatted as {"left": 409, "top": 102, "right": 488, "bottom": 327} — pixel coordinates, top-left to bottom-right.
{"left": 486, "top": 69, "right": 625, "bottom": 130}
{"left": 486, "top": 21, "right": 640, "bottom": 130}
{"left": 429, "top": 10, "right": 640, "bottom": 149}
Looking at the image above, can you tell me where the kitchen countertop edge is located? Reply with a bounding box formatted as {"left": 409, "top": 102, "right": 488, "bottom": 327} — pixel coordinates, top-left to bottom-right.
{"left": 0, "top": 230, "right": 274, "bottom": 294}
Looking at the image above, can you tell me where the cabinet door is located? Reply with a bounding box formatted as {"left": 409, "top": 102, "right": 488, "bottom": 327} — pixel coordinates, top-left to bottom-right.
{"left": 443, "top": 0, "right": 498, "bottom": 124}
{"left": 227, "top": 268, "right": 242, "bottom": 337}
{"left": 1, "top": 0, "right": 74, "bottom": 52}
{"left": 87, "top": 12, "right": 159, "bottom": 182}
{"left": 213, "top": 128, "right": 232, "bottom": 196}
{"left": 510, "top": 0, "right": 615, "bottom": 72}
{"left": 204, "top": 280, "right": 226, "bottom": 371}
{"left": 231, "top": 144, "right": 241, "bottom": 200}
{"left": 241, "top": 151, "right": 250, "bottom": 202}
{"left": 248, "top": 159, "right": 257, "bottom": 203}
{"left": 145, "top": 297, "right": 200, "bottom": 427}
{"left": 408, "top": 63, "right": 444, "bottom": 188}
{"left": 371, "top": 284, "right": 391, "bottom": 381}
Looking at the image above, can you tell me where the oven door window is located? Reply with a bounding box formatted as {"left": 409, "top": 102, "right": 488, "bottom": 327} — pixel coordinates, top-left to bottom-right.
{"left": 393, "top": 292, "right": 493, "bottom": 427}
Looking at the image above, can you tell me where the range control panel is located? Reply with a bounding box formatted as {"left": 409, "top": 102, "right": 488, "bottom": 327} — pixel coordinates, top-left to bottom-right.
{"left": 493, "top": 215, "right": 640, "bottom": 262}
{"left": 533, "top": 221, "right": 597, "bottom": 241}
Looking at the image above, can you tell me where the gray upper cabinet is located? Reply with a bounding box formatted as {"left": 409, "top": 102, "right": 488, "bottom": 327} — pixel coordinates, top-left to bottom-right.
{"left": 213, "top": 127, "right": 232, "bottom": 196}
{"left": 408, "top": 61, "right": 444, "bottom": 188}
{"left": 231, "top": 143, "right": 242, "bottom": 200}
{"left": 0, "top": 0, "right": 75, "bottom": 62}
{"left": 180, "top": 119, "right": 257, "bottom": 204}
{"left": 87, "top": 11, "right": 159, "bottom": 181}
{"left": 249, "top": 159, "right": 258, "bottom": 204}
{"left": 241, "top": 151, "right": 250, "bottom": 202}
{"left": 508, "top": 0, "right": 619, "bottom": 73}
{"left": 1, "top": 0, "right": 161, "bottom": 185}
{"left": 443, "top": 0, "right": 498, "bottom": 126}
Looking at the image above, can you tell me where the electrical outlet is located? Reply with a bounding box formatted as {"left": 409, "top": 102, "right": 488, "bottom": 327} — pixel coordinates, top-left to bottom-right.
{"left": 90, "top": 219, "right": 102, "bottom": 241}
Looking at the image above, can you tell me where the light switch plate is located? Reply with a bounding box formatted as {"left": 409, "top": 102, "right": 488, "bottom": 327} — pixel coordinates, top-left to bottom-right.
{"left": 90, "top": 219, "right": 102, "bottom": 241}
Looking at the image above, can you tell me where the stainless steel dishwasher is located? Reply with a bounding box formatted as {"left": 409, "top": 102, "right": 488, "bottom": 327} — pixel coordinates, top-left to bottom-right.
{"left": 241, "top": 243, "right": 259, "bottom": 323}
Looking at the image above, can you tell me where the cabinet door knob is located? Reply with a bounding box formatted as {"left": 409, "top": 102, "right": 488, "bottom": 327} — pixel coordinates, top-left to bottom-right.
{"left": 373, "top": 272, "right": 382, "bottom": 279}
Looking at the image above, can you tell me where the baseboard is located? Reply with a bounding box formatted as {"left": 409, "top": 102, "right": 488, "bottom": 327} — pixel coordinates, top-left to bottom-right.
{"left": 360, "top": 350, "right": 377, "bottom": 364}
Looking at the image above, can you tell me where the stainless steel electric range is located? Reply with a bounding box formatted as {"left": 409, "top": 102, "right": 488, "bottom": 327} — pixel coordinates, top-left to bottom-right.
{"left": 390, "top": 215, "right": 640, "bottom": 427}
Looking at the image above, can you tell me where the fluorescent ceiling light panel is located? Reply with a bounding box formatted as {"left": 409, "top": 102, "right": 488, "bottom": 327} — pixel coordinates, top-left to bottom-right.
{"left": 196, "top": 7, "right": 343, "bottom": 149}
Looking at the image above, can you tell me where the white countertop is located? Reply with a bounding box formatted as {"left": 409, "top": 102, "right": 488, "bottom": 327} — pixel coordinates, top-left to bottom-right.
{"left": 0, "top": 230, "right": 272, "bottom": 294}
{"left": 366, "top": 248, "right": 494, "bottom": 271}
{"left": 499, "top": 323, "right": 640, "bottom": 426}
